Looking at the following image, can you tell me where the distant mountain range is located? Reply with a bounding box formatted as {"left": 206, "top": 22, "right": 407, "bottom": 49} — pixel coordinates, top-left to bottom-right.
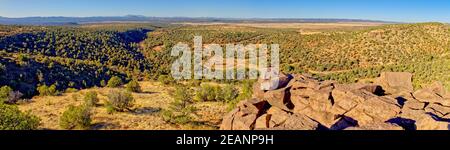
{"left": 0, "top": 15, "right": 393, "bottom": 25}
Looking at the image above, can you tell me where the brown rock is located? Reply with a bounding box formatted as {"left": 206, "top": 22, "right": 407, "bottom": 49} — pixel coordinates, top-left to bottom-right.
{"left": 272, "top": 114, "right": 320, "bottom": 130}
{"left": 235, "top": 98, "right": 268, "bottom": 116}
{"left": 263, "top": 87, "right": 293, "bottom": 111}
{"left": 255, "top": 114, "right": 271, "bottom": 129}
{"left": 290, "top": 88, "right": 333, "bottom": 113}
{"left": 337, "top": 83, "right": 384, "bottom": 95}
{"left": 232, "top": 114, "right": 258, "bottom": 130}
{"left": 220, "top": 108, "right": 239, "bottom": 130}
{"left": 400, "top": 108, "right": 449, "bottom": 130}
{"left": 428, "top": 82, "right": 448, "bottom": 98}
{"left": 403, "top": 100, "right": 426, "bottom": 110}
{"left": 416, "top": 115, "right": 449, "bottom": 130}
{"left": 345, "top": 123, "right": 404, "bottom": 130}
{"left": 267, "top": 107, "right": 291, "bottom": 127}
{"left": 414, "top": 86, "right": 450, "bottom": 106}
{"left": 330, "top": 87, "right": 376, "bottom": 115}
{"left": 345, "top": 96, "right": 401, "bottom": 126}
{"left": 295, "top": 106, "right": 338, "bottom": 128}
{"left": 291, "top": 96, "right": 309, "bottom": 112}
{"left": 221, "top": 98, "right": 269, "bottom": 130}
{"left": 425, "top": 104, "right": 450, "bottom": 118}
{"left": 375, "top": 72, "right": 414, "bottom": 94}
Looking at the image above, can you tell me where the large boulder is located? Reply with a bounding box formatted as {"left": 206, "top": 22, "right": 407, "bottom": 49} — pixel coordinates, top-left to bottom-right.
{"left": 344, "top": 96, "right": 401, "bottom": 126}
{"left": 330, "top": 87, "right": 376, "bottom": 115}
{"left": 291, "top": 88, "right": 333, "bottom": 113}
{"left": 402, "top": 99, "right": 426, "bottom": 110}
{"left": 262, "top": 87, "right": 293, "bottom": 111}
{"left": 414, "top": 82, "right": 450, "bottom": 106}
{"left": 271, "top": 114, "right": 320, "bottom": 130}
{"left": 400, "top": 108, "right": 450, "bottom": 130}
{"left": 295, "top": 106, "right": 339, "bottom": 128}
{"left": 375, "top": 72, "right": 414, "bottom": 94}
{"left": 254, "top": 114, "right": 271, "bottom": 129}
{"left": 266, "top": 107, "right": 291, "bottom": 128}
{"left": 220, "top": 98, "right": 269, "bottom": 130}
{"left": 220, "top": 108, "right": 239, "bottom": 130}
{"left": 425, "top": 104, "right": 450, "bottom": 119}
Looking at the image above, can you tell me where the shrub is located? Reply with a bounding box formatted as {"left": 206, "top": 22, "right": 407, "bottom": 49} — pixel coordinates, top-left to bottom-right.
{"left": 0, "top": 103, "right": 40, "bottom": 130}
{"left": 221, "top": 85, "right": 239, "bottom": 103}
{"left": 106, "top": 90, "right": 134, "bottom": 112}
{"left": 107, "top": 76, "right": 123, "bottom": 88}
{"left": 125, "top": 80, "right": 142, "bottom": 93}
{"left": 100, "top": 80, "right": 107, "bottom": 87}
{"left": 65, "top": 88, "right": 79, "bottom": 93}
{"left": 188, "top": 80, "right": 202, "bottom": 87}
{"left": 84, "top": 91, "right": 99, "bottom": 107}
{"left": 59, "top": 105, "right": 91, "bottom": 130}
{"left": 0, "top": 64, "right": 5, "bottom": 72}
{"left": 158, "top": 75, "right": 175, "bottom": 85}
{"left": 37, "top": 84, "right": 58, "bottom": 96}
{"left": 240, "top": 80, "right": 255, "bottom": 99}
{"left": 162, "top": 85, "right": 196, "bottom": 124}
{"left": 0, "top": 86, "right": 13, "bottom": 103}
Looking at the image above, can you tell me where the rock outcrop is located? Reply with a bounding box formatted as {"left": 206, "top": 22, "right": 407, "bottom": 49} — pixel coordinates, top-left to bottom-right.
{"left": 220, "top": 72, "right": 450, "bottom": 130}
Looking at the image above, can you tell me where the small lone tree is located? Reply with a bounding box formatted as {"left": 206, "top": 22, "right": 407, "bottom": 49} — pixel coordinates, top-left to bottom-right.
{"left": 37, "top": 84, "right": 58, "bottom": 96}
{"left": 84, "top": 91, "right": 99, "bottom": 107}
{"left": 0, "top": 86, "right": 13, "bottom": 103}
{"left": 59, "top": 105, "right": 92, "bottom": 130}
{"left": 0, "top": 103, "right": 40, "bottom": 130}
{"left": 106, "top": 90, "right": 134, "bottom": 113}
{"left": 107, "top": 76, "right": 123, "bottom": 88}
{"left": 162, "top": 85, "right": 197, "bottom": 124}
{"left": 125, "top": 79, "right": 142, "bottom": 93}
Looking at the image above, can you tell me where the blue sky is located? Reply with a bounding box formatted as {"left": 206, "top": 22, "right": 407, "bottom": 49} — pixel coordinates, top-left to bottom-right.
{"left": 0, "top": 0, "right": 449, "bottom": 22}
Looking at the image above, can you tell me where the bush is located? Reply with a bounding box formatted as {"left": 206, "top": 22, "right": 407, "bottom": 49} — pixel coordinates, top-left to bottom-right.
{"left": 158, "top": 75, "right": 175, "bottom": 85}
{"left": 107, "top": 76, "right": 123, "bottom": 88}
{"left": 37, "top": 84, "right": 59, "bottom": 96}
{"left": 84, "top": 91, "right": 99, "bottom": 107}
{"left": 0, "top": 86, "right": 13, "bottom": 103}
{"left": 221, "top": 85, "right": 239, "bottom": 103}
{"left": 100, "top": 80, "right": 107, "bottom": 87}
{"left": 59, "top": 105, "right": 91, "bottom": 130}
{"left": 0, "top": 103, "right": 40, "bottom": 130}
{"left": 65, "top": 88, "right": 79, "bottom": 93}
{"left": 0, "top": 64, "right": 5, "bottom": 72}
{"left": 194, "top": 84, "right": 238, "bottom": 102}
{"left": 188, "top": 80, "right": 202, "bottom": 87}
{"left": 106, "top": 90, "right": 134, "bottom": 112}
{"left": 240, "top": 80, "right": 255, "bottom": 99}
{"left": 195, "top": 84, "right": 219, "bottom": 102}
{"left": 162, "top": 85, "right": 196, "bottom": 124}
{"left": 125, "top": 80, "right": 142, "bottom": 93}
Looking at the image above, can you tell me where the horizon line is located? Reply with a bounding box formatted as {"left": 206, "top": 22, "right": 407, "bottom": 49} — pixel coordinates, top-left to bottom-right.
{"left": 0, "top": 15, "right": 404, "bottom": 23}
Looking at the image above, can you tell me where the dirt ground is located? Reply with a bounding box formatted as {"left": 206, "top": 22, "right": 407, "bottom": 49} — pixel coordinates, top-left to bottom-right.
{"left": 18, "top": 82, "right": 228, "bottom": 130}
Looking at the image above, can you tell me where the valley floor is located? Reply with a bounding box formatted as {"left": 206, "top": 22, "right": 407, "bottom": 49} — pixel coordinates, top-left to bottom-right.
{"left": 18, "top": 82, "right": 227, "bottom": 130}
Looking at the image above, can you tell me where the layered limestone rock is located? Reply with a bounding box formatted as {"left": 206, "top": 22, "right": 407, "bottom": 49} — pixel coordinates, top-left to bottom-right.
{"left": 220, "top": 72, "right": 450, "bottom": 130}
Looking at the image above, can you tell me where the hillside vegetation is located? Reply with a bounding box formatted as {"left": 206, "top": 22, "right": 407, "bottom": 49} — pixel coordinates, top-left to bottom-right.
{"left": 1, "top": 22, "right": 449, "bottom": 130}
{"left": 141, "top": 23, "right": 450, "bottom": 90}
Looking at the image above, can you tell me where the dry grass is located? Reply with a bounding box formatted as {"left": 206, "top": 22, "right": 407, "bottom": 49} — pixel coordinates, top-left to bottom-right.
{"left": 18, "top": 82, "right": 227, "bottom": 130}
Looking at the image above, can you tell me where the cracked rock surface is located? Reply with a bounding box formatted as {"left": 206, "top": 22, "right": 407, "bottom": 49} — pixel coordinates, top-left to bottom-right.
{"left": 220, "top": 72, "right": 450, "bottom": 130}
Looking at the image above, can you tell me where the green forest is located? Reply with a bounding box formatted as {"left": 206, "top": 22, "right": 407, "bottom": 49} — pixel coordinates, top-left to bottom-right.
{"left": 1, "top": 22, "right": 450, "bottom": 98}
